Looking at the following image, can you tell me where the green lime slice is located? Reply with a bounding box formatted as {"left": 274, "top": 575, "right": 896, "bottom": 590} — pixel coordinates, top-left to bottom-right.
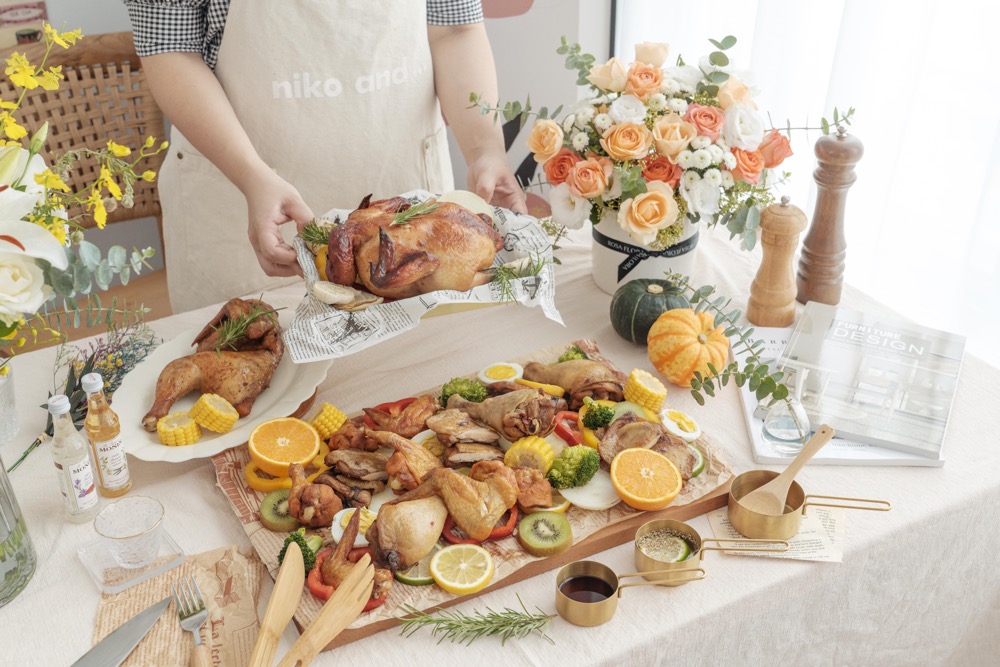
{"left": 688, "top": 445, "right": 705, "bottom": 478}
{"left": 658, "top": 534, "right": 693, "bottom": 562}
{"left": 394, "top": 545, "right": 439, "bottom": 586}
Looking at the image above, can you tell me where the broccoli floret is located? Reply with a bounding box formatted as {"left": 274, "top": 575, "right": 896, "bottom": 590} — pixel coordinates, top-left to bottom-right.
{"left": 278, "top": 527, "right": 323, "bottom": 574}
{"left": 557, "top": 345, "right": 589, "bottom": 363}
{"left": 581, "top": 397, "right": 615, "bottom": 430}
{"left": 546, "top": 446, "right": 600, "bottom": 489}
{"left": 440, "top": 377, "right": 488, "bottom": 407}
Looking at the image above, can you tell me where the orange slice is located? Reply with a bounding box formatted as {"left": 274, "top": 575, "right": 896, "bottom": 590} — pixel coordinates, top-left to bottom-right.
{"left": 248, "top": 417, "right": 321, "bottom": 477}
{"left": 609, "top": 448, "right": 682, "bottom": 511}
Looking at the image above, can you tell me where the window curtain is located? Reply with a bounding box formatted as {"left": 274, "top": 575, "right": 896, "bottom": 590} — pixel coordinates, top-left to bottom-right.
{"left": 616, "top": 0, "right": 1000, "bottom": 367}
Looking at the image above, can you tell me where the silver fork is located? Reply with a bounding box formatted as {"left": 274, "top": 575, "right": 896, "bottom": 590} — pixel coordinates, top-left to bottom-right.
{"left": 174, "top": 575, "right": 210, "bottom": 667}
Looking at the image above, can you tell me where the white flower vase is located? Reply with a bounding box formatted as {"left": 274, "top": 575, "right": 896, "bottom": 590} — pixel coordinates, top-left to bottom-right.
{"left": 590, "top": 211, "right": 701, "bottom": 295}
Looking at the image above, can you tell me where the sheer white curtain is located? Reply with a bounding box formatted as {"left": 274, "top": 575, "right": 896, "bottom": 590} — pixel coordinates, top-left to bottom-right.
{"left": 617, "top": 0, "right": 1000, "bottom": 367}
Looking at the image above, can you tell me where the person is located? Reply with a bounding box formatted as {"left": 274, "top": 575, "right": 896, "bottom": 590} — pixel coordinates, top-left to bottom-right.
{"left": 124, "top": 0, "right": 526, "bottom": 312}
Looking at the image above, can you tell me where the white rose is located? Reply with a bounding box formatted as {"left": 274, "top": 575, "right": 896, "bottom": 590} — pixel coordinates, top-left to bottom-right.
{"left": 0, "top": 252, "right": 51, "bottom": 323}
{"left": 681, "top": 178, "right": 722, "bottom": 216}
{"left": 692, "top": 149, "right": 713, "bottom": 169}
{"left": 662, "top": 65, "right": 702, "bottom": 93}
{"left": 677, "top": 150, "right": 695, "bottom": 169}
{"left": 571, "top": 131, "right": 589, "bottom": 151}
{"left": 690, "top": 136, "right": 711, "bottom": 151}
{"left": 704, "top": 168, "right": 722, "bottom": 186}
{"left": 548, "top": 183, "right": 592, "bottom": 230}
{"left": 594, "top": 113, "right": 613, "bottom": 131}
{"left": 647, "top": 93, "right": 667, "bottom": 111}
{"left": 707, "top": 144, "right": 724, "bottom": 162}
{"left": 609, "top": 94, "right": 648, "bottom": 124}
{"left": 682, "top": 171, "right": 701, "bottom": 188}
{"left": 723, "top": 102, "right": 765, "bottom": 151}
{"left": 562, "top": 114, "right": 577, "bottom": 132}
{"left": 723, "top": 151, "right": 737, "bottom": 169}
{"left": 660, "top": 78, "right": 680, "bottom": 95}
{"left": 667, "top": 98, "right": 688, "bottom": 115}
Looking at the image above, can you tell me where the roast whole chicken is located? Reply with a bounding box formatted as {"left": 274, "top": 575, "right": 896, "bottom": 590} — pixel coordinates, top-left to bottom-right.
{"left": 325, "top": 195, "right": 503, "bottom": 299}
{"left": 142, "top": 298, "right": 284, "bottom": 431}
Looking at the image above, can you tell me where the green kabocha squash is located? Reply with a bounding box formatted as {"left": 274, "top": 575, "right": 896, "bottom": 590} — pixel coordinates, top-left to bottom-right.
{"left": 610, "top": 278, "right": 691, "bottom": 345}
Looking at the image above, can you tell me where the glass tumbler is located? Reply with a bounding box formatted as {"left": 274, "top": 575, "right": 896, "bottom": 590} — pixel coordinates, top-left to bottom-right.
{"left": 95, "top": 496, "right": 164, "bottom": 569}
{"left": 763, "top": 396, "right": 812, "bottom": 456}
{"left": 0, "top": 451, "right": 36, "bottom": 607}
{"left": 0, "top": 368, "right": 18, "bottom": 445}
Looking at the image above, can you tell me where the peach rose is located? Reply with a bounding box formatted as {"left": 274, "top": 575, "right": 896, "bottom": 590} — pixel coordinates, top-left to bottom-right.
{"left": 730, "top": 148, "right": 765, "bottom": 184}
{"left": 717, "top": 77, "right": 755, "bottom": 110}
{"left": 543, "top": 148, "right": 583, "bottom": 186}
{"left": 625, "top": 62, "right": 664, "bottom": 101}
{"left": 600, "top": 122, "right": 652, "bottom": 161}
{"left": 757, "top": 129, "right": 793, "bottom": 168}
{"left": 586, "top": 57, "right": 628, "bottom": 92}
{"left": 566, "top": 156, "right": 612, "bottom": 199}
{"left": 642, "top": 156, "right": 682, "bottom": 188}
{"left": 635, "top": 42, "right": 670, "bottom": 67}
{"left": 683, "top": 103, "right": 726, "bottom": 142}
{"left": 527, "top": 119, "right": 564, "bottom": 164}
{"left": 618, "top": 180, "right": 680, "bottom": 246}
{"left": 652, "top": 114, "right": 697, "bottom": 160}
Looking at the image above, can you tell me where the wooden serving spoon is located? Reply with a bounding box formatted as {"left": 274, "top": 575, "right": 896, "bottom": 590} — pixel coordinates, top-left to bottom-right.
{"left": 739, "top": 424, "right": 836, "bottom": 516}
{"left": 248, "top": 541, "right": 305, "bottom": 667}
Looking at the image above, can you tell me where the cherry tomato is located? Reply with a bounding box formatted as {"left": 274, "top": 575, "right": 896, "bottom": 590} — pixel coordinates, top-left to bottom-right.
{"left": 553, "top": 411, "right": 582, "bottom": 447}
{"left": 362, "top": 397, "right": 417, "bottom": 429}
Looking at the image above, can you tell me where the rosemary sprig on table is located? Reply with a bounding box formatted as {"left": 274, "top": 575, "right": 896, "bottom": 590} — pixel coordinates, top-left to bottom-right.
{"left": 213, "top": 302, "right": 283, "bottom": 354}
{"left": 397, "top": 597, "right": 555, "bottom": 645}
{"left": 300, "top": 220, "right": 330, "bottom": 246}
{"left": 392, "top": 200, "right": 439, "bottom": 226}
{"left": 490, "top": 253, "right": 547, "bottom": 303}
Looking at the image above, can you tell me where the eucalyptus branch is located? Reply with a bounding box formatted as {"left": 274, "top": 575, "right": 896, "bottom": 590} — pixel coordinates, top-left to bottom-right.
{"left": 397, "top": 596, "right": 555, "bottom": 645}
{"left": 771, "top": 106, "right": 857, "bottom": 137}
{"left": 469, "top": 92, "right": 562, "bottom": 130}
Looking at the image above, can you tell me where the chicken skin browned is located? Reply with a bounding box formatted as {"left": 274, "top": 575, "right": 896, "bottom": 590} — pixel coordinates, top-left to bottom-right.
{"left": 141, "top": 298, "right": 283, "bottom": 431}
{"left": 322, "top": 508, "right": 393, "bottom": 603}
{"left": 362, "top": 394, "right": 437, "bottom": 438}
{"left": 367, "top": 429, "right": 443, "bottom": 494}
{"left": 288, "top": 463, "right": 342, "bottom": 527}
{"left": 522, "top": 359, "right": 625, "bottom": 411}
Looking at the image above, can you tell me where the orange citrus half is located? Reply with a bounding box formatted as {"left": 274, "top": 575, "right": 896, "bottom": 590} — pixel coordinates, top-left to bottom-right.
{"left": 248, "top": 417, "right": 321, "bottom": 477}
{"left": 609, "top": 448, "right": 683, "bottom": 511}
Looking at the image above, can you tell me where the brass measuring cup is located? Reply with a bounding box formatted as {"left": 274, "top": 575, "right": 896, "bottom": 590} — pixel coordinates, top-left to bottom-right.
{"left": 634, "top": 519, "right": 788, "bottom": 586}
{"left": 554, "top": 560, "right": 705, "bottom": 627}
{"left": 728, "top": 470, "right": 892, "bottom": 540}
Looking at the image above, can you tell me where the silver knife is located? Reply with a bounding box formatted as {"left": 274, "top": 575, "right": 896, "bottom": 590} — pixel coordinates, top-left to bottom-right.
{"left": 71, "top": 596, "right": 172, "bottom": 667}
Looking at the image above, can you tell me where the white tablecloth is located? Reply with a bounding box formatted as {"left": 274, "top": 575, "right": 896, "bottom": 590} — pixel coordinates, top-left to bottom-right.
{"left": 2, "top": 228, "right": 998, "bottom": 666}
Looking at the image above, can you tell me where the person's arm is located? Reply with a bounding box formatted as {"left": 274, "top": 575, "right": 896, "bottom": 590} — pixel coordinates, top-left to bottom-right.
{"left": 428, "top": 23, "right": 526, "bottom": 213}
{"left": 141, "top": 52, "right": 310, "bottom": 277}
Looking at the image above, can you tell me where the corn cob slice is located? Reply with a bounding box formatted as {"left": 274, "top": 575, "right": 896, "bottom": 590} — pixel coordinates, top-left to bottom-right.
{"left": 190, "top": 394, "right": 239, "bottom": 433}
{"left": 624, "top": 369, "right": 667, "bottom": 414}
{"left": 156, "top": 411, "right": 202, "bottom": 446}
{"left": 503, "top": 435, "right": 555, "bottom": 474}
{"left": 310, "top": 402, "right": 347, "bottom": 440}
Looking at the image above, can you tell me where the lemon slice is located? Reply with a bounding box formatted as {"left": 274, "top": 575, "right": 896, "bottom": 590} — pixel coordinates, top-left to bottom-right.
{"left": 430, "top": 544, "right": 494, "bottom": 595}
{"left": 639, "top": 532, "right": 692, "bottom": 562}
{"left": 394, "top": 544, "right": 440, "bottom": 586}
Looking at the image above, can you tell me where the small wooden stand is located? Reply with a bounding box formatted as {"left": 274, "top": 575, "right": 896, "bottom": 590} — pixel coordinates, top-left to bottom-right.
{"left": 747, "top": 197, "right": 807, "bottom": 327}
{"left": 796, "top": 126, "right": 864, "bottom": 305}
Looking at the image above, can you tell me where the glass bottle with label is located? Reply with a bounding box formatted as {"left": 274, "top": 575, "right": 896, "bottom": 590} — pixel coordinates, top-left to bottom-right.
{"left": 47, "top": 394, "right": 100, "bottom": 522}
{"left": 82, "top": 373, "right": 132, "bottom": 497}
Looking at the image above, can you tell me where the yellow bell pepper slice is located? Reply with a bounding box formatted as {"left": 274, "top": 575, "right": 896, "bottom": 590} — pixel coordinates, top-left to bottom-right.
{"left": 514, "top": 377, "right": 566, "bottom": 398}
{"left": 244, "top": 460, "right": 329, "bottom": 493}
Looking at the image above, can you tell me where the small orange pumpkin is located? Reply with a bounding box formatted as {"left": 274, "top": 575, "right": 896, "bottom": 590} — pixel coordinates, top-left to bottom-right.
{"left": 647, "top": 308, "right": 729, "bottom": 387}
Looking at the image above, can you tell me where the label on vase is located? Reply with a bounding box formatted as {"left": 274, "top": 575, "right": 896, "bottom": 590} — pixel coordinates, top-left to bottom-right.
{"left": 93, "top": 436, "right": 131, "bottom": 489}
{"left": 55, "top": 458, "right": 99, "bottom": 513}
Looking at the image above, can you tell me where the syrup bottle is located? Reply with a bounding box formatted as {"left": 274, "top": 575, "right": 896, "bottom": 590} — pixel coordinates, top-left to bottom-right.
{"left": 81, "top": 373, "right": 132, "bottom": 497}
{"left": 47, "top": 394, "right": 100, "bottom": 522}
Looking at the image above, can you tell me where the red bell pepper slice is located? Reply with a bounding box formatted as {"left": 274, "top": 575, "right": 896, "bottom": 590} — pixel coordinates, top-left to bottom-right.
{"left": 442, "top": 506, "right": 519, "bottom": 544}
{"left": 553, "top": 411, "right": 582, "bottom": 447}
{"left": 308, "top": 548, "right": 386, "bottom": 611}
{"left": 362, "top": 397, "right": 417, "bottom": 429}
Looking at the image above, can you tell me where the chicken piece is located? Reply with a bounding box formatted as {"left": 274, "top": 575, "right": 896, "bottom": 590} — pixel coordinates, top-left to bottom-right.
{"left": 367, "top": 429, "right": 443, "bottom": 494}
{"left": 326, "top": 195, "right": 503, "bottom": 299}
{"left": 443, "top": 443, "right": 504, "bottom": 468}
{"left": 334, "top": 475, "right": 385, "bottom": 494}
{"left": 362, "top": 394, "right": 437, "bottom": 438}
{"left": 141, "top": 298, "right": 284, "bottom": 431}
{"left": 511, "top": 466, "right": 553, "bottom": 511}
{"left": 366, "top": 496, "right": 448, "bottom": 571}
{"left": 447, "top": 389, "right": 557, "bottom": 440}
{"left": 328, "top": 418, "right": 379, "bottom": 452}
{"left": 314, "top": 473, "right": 374, "bottom": 509}
{"left": 321, "top": 507, "right": 393, "bottom": 603}
{"left": 288, "top": 463, "right": 342, "bottom": 527}
{"left": 426, "top": 409, "right": 501, "bottom": 446}
{"left": 324, "top": 450, "right": 388, "bottom": 481}
{"left": 598, "top": 413, "right": 658, "bottom": 467}
{"left": 651, "top": 435, "right": 697, "bottom": 481}
{"left": 523, "top": 359, "right": 625, "bottom": 411}
{"left": 385, "top": 461, "right": 517, "bottom": 541}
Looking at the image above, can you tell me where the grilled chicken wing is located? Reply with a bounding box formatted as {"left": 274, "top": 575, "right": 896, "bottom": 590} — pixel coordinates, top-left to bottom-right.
{"left": 367, "top": 429, "right": 443, "bottom": 494}
{"left": 288, "top": 463, "right": 342, "bottom": 527}
{"left": 425, "top": 408, "right": 501, "bottom": 446}
{"left": 321, "top": 508, "right": 393, "bottom": 602}
{"left": 362, "top": 394, "right": 437, "bottom": 438}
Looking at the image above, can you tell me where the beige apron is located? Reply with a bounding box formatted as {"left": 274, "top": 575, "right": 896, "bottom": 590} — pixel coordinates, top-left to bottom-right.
{"left": 160, "top": 0, "right": 454, "bottom": 312}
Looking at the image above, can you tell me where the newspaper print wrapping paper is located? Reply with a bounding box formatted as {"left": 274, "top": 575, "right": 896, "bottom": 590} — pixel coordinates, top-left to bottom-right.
{"left": 285, "top": 189, "right": 562, "bottom": 362}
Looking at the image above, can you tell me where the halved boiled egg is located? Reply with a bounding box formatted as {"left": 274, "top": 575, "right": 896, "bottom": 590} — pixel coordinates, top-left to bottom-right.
{"left": 477, "top": 362, "right": 523, "bottom": 385}
{"left": 330, "top": 507, "right": 377, "bottom": 547}
{"left": 662, "top": 409, "right": 701, "bottom": 443}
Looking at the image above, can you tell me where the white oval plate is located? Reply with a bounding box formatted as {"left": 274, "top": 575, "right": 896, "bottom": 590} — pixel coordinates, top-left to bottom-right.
{"left": 114, "top": 322, "right": 331, "bottom": 463}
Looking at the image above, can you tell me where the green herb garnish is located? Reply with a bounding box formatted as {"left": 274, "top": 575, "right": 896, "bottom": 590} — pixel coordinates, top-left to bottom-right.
{"left": 213, "top": 302, "right": 283, "bottom": 354}
{"left": 490, "top": 253, "right": 547, "bottom": 303}
{"left": 300, "top": 220, "right": 330, "bottom": 246}
{"left": 392, "top": 200, "right": 439, "bottom": 226}
{"left": 397, "top": 596, "right": 555, "bottom": 645}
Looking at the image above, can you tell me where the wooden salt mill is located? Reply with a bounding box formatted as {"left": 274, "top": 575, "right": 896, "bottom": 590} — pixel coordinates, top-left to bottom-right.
{"left": 796, "top": 126, "right": 864, "bottom": 305}
{"left": 747, "top": 197, "right": 807, "bottom": 327}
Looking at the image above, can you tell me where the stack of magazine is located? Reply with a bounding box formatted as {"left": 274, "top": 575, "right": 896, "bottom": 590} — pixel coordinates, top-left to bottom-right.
{"left": 739, "top": 302, "right": 966, "bottom": 467}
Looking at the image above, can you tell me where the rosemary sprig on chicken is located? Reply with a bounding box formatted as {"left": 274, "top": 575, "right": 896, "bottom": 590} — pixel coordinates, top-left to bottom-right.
{"left": 300, "top": 220, "right": 331, "bottom": 246}
{"left": 490, "top": 253, "right": 547, "bottom": 303}
{"left": 391, "top": 199, "right": 439, "bottom": 226}
{"left": 212, "top": 301, "right": 282, "bottom": 354}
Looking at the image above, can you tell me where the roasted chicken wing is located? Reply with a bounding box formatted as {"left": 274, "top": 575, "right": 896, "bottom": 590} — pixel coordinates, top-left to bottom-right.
{"left": 288, "top": 463, "right": 342, "bottom": 527}
{"left": 321, "top": 508, "right": 393, "bottom": 603}
{"left": 367, "top": 429, "right": 443, "bottom": 494}
{"left": 447, "top": 389, "right": 557, "bottom": 440}
{"left": 362, "top": 394, "right": 437, "bottom": 438}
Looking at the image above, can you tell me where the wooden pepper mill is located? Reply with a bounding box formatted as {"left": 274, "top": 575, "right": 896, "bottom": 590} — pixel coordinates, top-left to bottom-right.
{"left": 747, "top": 196, "right": 807, "bottom": 327}
{"left": 796, "top": 126, "right": 864, "bottom": 305}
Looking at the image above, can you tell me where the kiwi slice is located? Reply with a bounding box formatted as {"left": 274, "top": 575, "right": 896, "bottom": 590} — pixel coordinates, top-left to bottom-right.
{"left": 517, "top": 511, "right": 573, "bottom": 557}
{"left": 259, "top": 488, "right": 299, "bottom": 532}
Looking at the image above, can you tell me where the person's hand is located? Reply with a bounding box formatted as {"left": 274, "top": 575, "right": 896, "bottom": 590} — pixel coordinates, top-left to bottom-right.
{"left": 242, "top": 169, "right": 314, "bottom": 277}
{"left": 467, "top": 154, "right": 527, "bottom": 214}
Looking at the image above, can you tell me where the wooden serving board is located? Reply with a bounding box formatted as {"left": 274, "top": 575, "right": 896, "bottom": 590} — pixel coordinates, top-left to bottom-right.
{"left": 211, "top": 340, "right": 734, "bottom": 651}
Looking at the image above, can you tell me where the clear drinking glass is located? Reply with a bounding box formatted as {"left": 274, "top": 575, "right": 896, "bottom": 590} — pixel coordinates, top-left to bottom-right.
{"left": 0, "top": 368, "right": 18, "bottom": 444}
{"left": 763, "top": 396, "right": 812, "bottom": 456}
{"left": 0, "top": 451, "right": 36, "bottom": 607}
{"left": 94, "top": 496, "right": 164, "bottom": 569}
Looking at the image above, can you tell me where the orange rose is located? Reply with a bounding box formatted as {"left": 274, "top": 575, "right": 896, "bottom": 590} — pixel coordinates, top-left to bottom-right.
{"left": 566, "top": 156, "right": 612, "bottom": 199}
{"left": 527, "top": 119, "right": 564, "bottom": 164}
{"left": 586, "top": 57, "right": 628, "bottom": 92}
{"left": 652, "top": 114, "right": 697, "bottom": 160}
{"left": 757, "top": 129, "right": 793, "bottom": 168}
{"left": 543, "top": 148, "right": 583, "bottom": 186}
{"left": 730, "top": 148, "right": 765, "bottom": 184}
{"left": 683, "top": 103, "right": 725, "bottom": 142}
{"left": 717, "top": 77, "right": 755, "bottom": 110}
{"left": 600, "top": 122, "right": 652, "bottom": 162}
{"left": 642, "top": 156, "right": 682, "bottom": 188}
{"left": 617, "top": 180, "right": 680, "bottom": 246}
{"left": 624, "top": 62, "right": 664, "bottom": 101}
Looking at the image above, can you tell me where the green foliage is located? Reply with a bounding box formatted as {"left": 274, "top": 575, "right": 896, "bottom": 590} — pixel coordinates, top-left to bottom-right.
{"left": 696, "top": 35, "right": 736, "bottom": 96}
{"left": 299, "top": 220, "right": 330, "bottom": 246}
{"left": 441, "top": 377, "right": 488, "bottom": 407}
{"left": 490, "top": 253, "right": 548, "bottom": 303}
{"left": 398, "top": 596, "right": 554, "bottom": 645}
{"left": 278, "top": 528, "right": 321, "bottom": 574}
{"left": 546, "top": 445, "right": 600, "bottom": 490}
{"left": 213, "top": 301, "right": 282, "bottom": 354}
{"left": 556, "top": 345, "right": 588, "bottom": 363}
{"left": 42, "top": 242, "right": 154, "bottom": 299}
{"left": 556, "top": 35, "right": 597, "bottom": 87}
{"left": 392, "top": 200, "right": 439, "bottom": 226}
